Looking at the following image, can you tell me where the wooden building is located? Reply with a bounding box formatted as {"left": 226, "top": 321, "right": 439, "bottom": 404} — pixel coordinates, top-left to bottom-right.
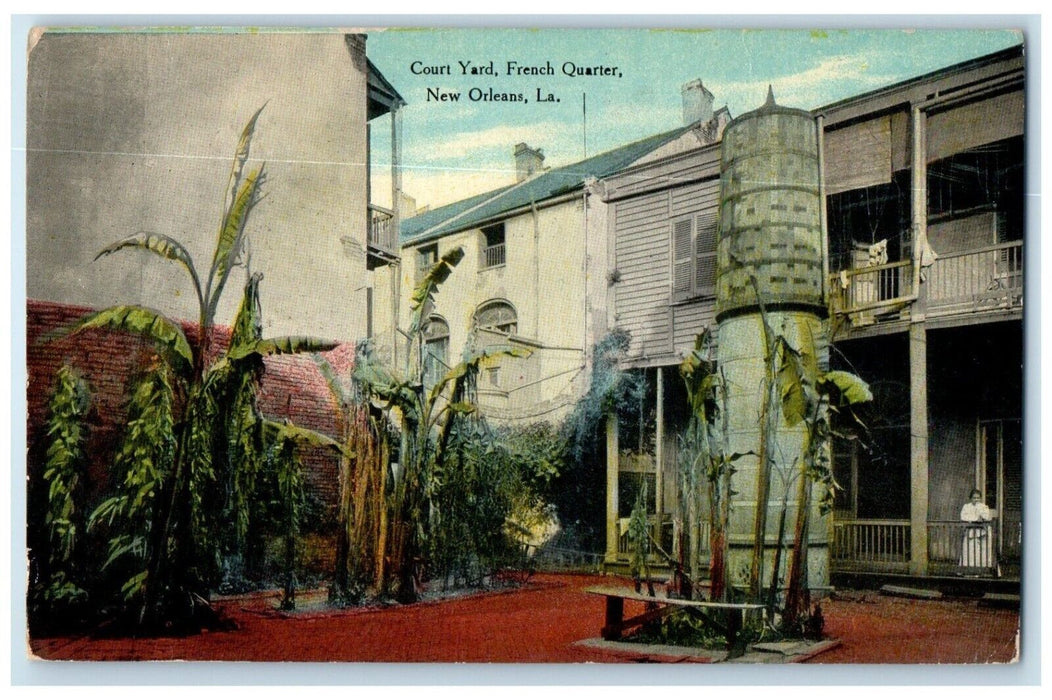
{"left": 599, "top": 45, "right": 1024, "bottom": 581}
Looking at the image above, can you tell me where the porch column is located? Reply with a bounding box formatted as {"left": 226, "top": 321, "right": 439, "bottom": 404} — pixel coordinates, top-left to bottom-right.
{"left": 655, "top": 367, "right": 664, "bottom": 523}
{"left": 908, "top": 103, "right": 930, "bottom": 575}
{"left": 909, "top": 323, "right": 929, "bottom": 575}
{"left": 605, "top": 412, "right": 620, "bottom": 560}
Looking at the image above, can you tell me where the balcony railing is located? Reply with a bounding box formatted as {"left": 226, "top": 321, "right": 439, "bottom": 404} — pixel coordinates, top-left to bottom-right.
{"left": 926, "top": 241, "right": 1023, "bottom": 314}
{"left": 828, "top": 241, "right": 1023, "bottom": 325}
{"left": 368, "top": 204, "right": 397, "bottom": 254}
{"left": 481, "top": 243, "right": 505, "bottom": 269}
{"left": 831, "top": 518, "right": 911, "bottom": 572}
{"left": 829, "top": 260, "right": 915, "bottom": 318}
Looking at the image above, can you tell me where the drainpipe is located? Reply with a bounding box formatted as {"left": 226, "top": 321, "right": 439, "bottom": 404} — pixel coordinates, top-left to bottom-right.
{"left": 391, "top": 105, "right": 403, "bottom": 368}
{"left": 531, "top": 198, "right": 540, "bottom": 337}
{"left": 817, "top": 115, "right": 829, "bottom": 306}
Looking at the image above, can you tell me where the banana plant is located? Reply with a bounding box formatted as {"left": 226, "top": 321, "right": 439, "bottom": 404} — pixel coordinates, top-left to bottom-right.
{"left": 777, "top": 343, "right": 871, "bottom": 628}
{"left": 62, "top": 108, "right": 339, "bottom": 629}
{"left": 353, "top": 246, "right": 530, "bottom": 602}
{"left": 679, "top": 329, "right": 749, "bottom": 601}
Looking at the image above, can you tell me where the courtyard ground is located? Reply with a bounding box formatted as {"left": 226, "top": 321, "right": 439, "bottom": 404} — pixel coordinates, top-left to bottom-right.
{"left": 28, "top": 573, "right": 1020, "bottom": 664}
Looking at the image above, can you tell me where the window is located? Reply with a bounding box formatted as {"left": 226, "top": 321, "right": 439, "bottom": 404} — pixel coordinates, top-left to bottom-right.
{"left": 826, "top": 173, "right": 910, "bottom": 273}
{"left": 927, "top": 137, "right": 1023, "bottom": 241}
{"left": 473, "top": 300, "right": 517, "bottom": 335}
{"left": 422, "top": 315, "right": 449, "bottom": 386}
{"left": 671, "top": 211, "right": 718, "bottom": 302}
{"left": 480, "top": 223, "right": 506, "bottom": 269}
{"left": 417, "top": 243, "right": 438, "bottom": 277}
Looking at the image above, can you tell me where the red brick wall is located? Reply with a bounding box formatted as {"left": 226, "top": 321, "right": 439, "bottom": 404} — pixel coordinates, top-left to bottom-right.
{"left": 26, "top": 300, "right": 355, "bottom": 518}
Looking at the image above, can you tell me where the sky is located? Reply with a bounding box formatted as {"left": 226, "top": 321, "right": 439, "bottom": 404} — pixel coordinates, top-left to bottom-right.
{"left": 364, "top": 28, "right": 1023, "bottom": 212}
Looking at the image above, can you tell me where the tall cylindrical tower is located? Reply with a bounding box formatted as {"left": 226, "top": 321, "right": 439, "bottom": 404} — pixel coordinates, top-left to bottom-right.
{"left": 715, "top": 87, "right": 829, "bottom": 594}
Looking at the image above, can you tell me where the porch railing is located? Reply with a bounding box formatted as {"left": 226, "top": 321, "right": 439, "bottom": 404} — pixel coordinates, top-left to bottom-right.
{"left": 615, "top": 514, "right": 681, "bottom": 563}
{"left": 927, "top": 519, "right": 1000, "bottom": 576}
{"left": 831, "top": 519, "right": 911, "bottom": 572}
{"left": 926, "top": 241, "right": 1023, "bottom": 314}
{"left": 368, "top": 204, "right": 397, "bottom": 253}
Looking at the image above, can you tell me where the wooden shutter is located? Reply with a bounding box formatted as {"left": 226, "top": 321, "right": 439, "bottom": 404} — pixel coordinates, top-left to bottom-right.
{"left": 671, "top": 218, "right": 693, "bottom": 301}
{"left": 694, "top": 211, "right": 718, "bottom": 297}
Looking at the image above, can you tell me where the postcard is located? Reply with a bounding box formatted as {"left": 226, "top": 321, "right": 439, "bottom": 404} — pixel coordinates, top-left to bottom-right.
{"left": 20, "top": 25, "right": 1026, "bottom": 671}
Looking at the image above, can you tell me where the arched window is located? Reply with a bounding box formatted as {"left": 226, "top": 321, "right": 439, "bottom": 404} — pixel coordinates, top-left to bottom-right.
{"left": 423, "top": 315, "right": 449, "bottom": 385}
{"left": 474, "top": 300, "right": 518, "bottom": 335}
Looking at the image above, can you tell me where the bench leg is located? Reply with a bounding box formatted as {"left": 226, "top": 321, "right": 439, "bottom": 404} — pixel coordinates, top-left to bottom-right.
{"left": 601, "top": 596, "right": 624, "bottom": 641}
{"left": 726, "top": 609, "right": 744, "bottom": 657}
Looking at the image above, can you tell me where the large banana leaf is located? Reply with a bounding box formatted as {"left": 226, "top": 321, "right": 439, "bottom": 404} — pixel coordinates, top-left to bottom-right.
{"left": 427, "top": 344, "right": 531, "bottom": 406}
{"left": 69, "top": 305, "right": 193, "bottom": 376}
{"left": 208, "top": 167, "right": 264, "bottom": 319}
{"left": 226, "top": 104, "right": 267, "bottom": 209}
{"left": 778, "top": 343, "right": 809, "bottom": 428}
{"left": 680, "top": 328, "right": 716, "bottom": 419}
{"left": 262, "top": 419, "right": 345, "bottom": 454}
{"left": 819, "top": 370, "right": 873, "bottom": 406}
{"left": 313, "top": 354, "right": 351, "bottom": 408}
{"left": 408, "top": 247, "right": 465, "bottom": 333}
{"left": 226, "top": 336, "right": 339, "bottom": 361}
{"left": 94, "top": 233, "right": 204, "bottom": 308}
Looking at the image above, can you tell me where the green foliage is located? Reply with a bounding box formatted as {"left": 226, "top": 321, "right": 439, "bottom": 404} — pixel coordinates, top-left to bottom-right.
{"left": 428, "top": 421, "right": 559, "bottom": 588}
{"left": 87, "top": 362, "right": 176, "bottom": 603}
{"left": 554, "top": 329, "right": 644, "bottom": 551}
{"left": 626, "top": 478, "right": 651, "bottom": 585}
{"left": 70, "top": 305, "right": 193, "bottom": 376}
{"left": 37, "top": 365, "right": 91, "bottom": 609}
{"left": 53, "top": 108, "right": 339, "bottom": 630}
{"left": 354, "top": 247, "right": 539, "bottom": 601}
{"left": 270, "top": 428, "right": 306, "bottom": 610}
{"left": 631, "top": 609, "right": 727, "bottom": 649}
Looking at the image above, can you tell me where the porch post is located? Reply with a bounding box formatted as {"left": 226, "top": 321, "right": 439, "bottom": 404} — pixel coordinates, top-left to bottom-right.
{"left": 605, "top": 412, "right": 620, "bottom": 561}
{"left": 909, "top": 323, "right": 929, "bottom": 575}
{"left": 908, "top": 104, "right": 930, "bottom": 576}
{"left": 655, "top": 367, "right": 665, "bottom": 523}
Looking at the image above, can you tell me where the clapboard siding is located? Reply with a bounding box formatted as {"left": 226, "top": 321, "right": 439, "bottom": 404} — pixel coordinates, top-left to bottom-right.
{"left": 615, "top": 177, "right": 726, "bottom": 358}
{"left": 670, "top": 178, "right": 720, "bottom": 217}
{"left": 672, "top": 299, "right": 718, "bottom": 349}
{"left": 615, "top": 190, "right": 672, "bottom": 356}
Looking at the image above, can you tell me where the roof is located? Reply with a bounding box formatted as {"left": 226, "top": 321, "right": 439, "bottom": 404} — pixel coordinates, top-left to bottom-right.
{"left": 401, "top": 125, "right": 692, "bottom": 246}
{"left": 367, "top": 57, "right": 406, "bottom": 120}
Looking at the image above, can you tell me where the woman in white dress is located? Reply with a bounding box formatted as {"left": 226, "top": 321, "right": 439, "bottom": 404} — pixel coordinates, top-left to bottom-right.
{"left": 959, "top": 488, "right": 993, "bottom": 569}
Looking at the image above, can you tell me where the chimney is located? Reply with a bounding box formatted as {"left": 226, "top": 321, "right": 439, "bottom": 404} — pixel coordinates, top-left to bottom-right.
{"left": 514, "top": 143, "right": 545, "bottom": 182}
{"left": 682, "top": 79, "right": 715, "bottom": 126}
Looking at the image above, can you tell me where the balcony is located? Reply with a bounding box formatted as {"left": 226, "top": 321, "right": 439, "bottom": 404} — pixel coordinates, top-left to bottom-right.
{"left": 367, "top": 204, "right": 398, "bottom": 270}
{"left": 828, "top": 241, "right": 1023, "bottom": 331}
{"left": 481, "top": 242, "right": 506, "bottom": 270}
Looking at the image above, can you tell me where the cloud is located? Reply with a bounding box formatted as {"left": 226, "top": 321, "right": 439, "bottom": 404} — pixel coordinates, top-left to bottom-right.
{"left": 714, "top": 55, "right": 898, "bottom": 111}
{"left": 404, "top": 122, "right": 565, "bottom": 164}
{"left": 372, "top": 167, "right": 517, "bottom": 211}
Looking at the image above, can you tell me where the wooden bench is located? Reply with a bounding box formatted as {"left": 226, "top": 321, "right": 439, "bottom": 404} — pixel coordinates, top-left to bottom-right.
{"left": 583, "top": 586, "right": 766, "bottom": 650}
